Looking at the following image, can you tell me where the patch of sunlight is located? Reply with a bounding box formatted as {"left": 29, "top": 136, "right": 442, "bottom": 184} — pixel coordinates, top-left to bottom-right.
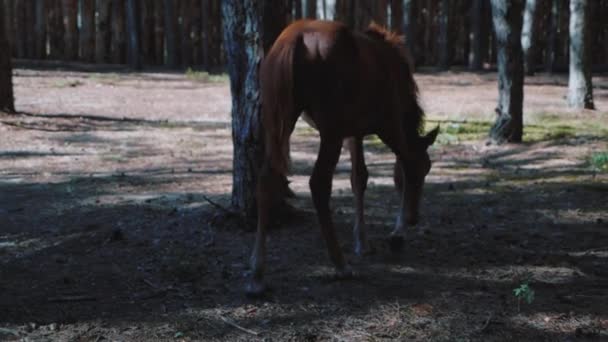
{"left": 185, "top": 68, "right": 229, "bottom": 83}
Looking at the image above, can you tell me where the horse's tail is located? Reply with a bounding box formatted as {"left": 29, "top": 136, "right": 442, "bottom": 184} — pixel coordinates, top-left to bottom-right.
{"left": 260, "top": 35, "right": 300, "bottom": 176}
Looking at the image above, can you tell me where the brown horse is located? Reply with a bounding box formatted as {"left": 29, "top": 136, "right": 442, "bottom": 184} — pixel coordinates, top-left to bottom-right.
{"left": 249, "top": 20, "right": 438, "bottom": 295}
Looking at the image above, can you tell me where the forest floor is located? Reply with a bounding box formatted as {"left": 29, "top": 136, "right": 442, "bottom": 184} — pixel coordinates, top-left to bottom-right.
{"left": 0, "top": 67, "right": 607, "bottom": 341}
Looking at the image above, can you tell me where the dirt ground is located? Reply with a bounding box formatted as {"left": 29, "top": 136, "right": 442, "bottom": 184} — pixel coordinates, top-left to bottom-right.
{"left": 0, "top": 67, "right": 607, "bottom": 341}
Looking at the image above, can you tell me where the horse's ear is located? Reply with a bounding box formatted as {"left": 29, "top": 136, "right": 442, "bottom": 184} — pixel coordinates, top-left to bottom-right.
{"left": 424, "top": 125, "right": 440, "bottom": 147}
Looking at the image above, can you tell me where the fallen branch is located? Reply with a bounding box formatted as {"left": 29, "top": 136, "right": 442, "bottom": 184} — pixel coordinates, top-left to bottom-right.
{"left": 201, "top": 194, "right": 234, "bottom": 215}
{"left": 219, "top": 315, "right": 259, "bottom": 336}
{"left": 48, "top": 295, "right": 97, "bottom": 303}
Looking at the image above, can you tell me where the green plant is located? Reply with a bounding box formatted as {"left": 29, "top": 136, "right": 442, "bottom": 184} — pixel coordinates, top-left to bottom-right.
{"left": 513, "top": 282, "right": 535, "bottom": 311}
{"left": 589, "top": 151, "right": 608, "bottom": 172}
{"left": 185, "top": 68, "right": 228, "bottom": 83}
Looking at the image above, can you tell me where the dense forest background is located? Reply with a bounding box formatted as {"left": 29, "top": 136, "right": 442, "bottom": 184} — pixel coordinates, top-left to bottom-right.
{"left": 3, "top": 0, "right": 608, "bottom": 71}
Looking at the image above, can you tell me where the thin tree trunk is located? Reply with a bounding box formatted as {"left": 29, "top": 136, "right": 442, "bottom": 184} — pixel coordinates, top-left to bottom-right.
{"left": 391, "top": 0, "right": 403, "bottom": 33}
{"left": 79, "top": 0, "right": 95, "bottom": 61}
{"left": 191, "top": 0, "right": 202, "bottom": 65}
{"left": 208, "top": 0, "right": 222, "bottom": 69}
{"left": 403, "top": 0, "right": 416, "bottom": 62}
{"left": 62, "top": 0, "right": 78, "bottom": 60}
{"left": 24, "top": 0, "right": 35, "bottom": 58}
{"left": 95, "top": 0, "right": 111, "bottom": 63}
{"left": 3, "top": 0, "right": 14, "bottom": 58}
{"left": 13, "top": 0, "right": 25, "bottom": 58}
{"left": 34, "top": 0, "right": 46, "bottom": 59}
{"left": 469, "top": 0, "right": 482, "bottom": 70}
{"left": 294, "top": 0, "right": 302, "bottom": 19}
{"left": 201, "top": 0, "right": 210, "bottom": 69}
{"left": 0, "top": 1, "right": 14, "bottom": 112}
{"left": 153, "top": 0, "right": 164, "bottom": 65}
{"left": 489, "top": 0, "right": 524, "bottom": 143}
{"left": 140, "top": 0, "right": 155, "bottom": 65}
{"left": 180, "top": 0, "right": 193, "bottom": 67}
{"left": 163, "top": 0, "right": 178, "bottom": 67}
{"left": 47, "top": 0, "right": 64, "bottom": 59}
{"left": 521, "top": 0, "right": 537, "bottom": 75}
{"left": 111, "top": 0, "right": 126, "bottom": 64}
{"left": 567, "top": 0, "right": 593, "bottom": 109}
{"left": 322, "top": 0, "right": 327, "bottom": 19}
{"left": 437, "top": 0, "right": 449, "bottom": 69}
{"left": 126, "top": 0, "right": 141, "bottom": 69}
{"left": 305, "top": 0, "right": 317, "bottom": 19}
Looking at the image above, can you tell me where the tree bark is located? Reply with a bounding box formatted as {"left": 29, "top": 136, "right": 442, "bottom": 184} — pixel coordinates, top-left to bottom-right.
{"left": 521, "top": 0, "right": 537, "bottom": 75}
{"left": 95, "top": 0, "right": 112, "bottom": 63}
{"left": 126, "top": 0, "right": 141, "bottom": 69}
{"left": 0, "top": 1, "right": 14, "bottom": 112}
{"left": 305, "top": 0, "right": 317, "bottom": 19}
{"left": 294, "top": 0, "right": 302, "bottom": 19}
{"left": 201, "top": 0, "right": 210, "bottom": 69}
{"left": 34, "top": 0, "right": 46, "bottom": 59}
{"left": 490, "top": 0, "right": 524, "bottom": 144}
{"left": 437, "top": 0, "right": 449, "bottom": 69}
{"left": 180, "top": 0, "right": 193, "bottom": 67}
{"left": 222, "top": 0, "right": 265, "bottom": 217}
{"left": 469, "top": 0, "right": 483, "bottom": 70}
{"left": 79, "top": 0, "right": 95, "bottom": 61}
{"left": 222, "top": 0, "right": 288, "bottom": 217}
{"left": 13, "top": 0, "right": 25, "bottom": 58}
{"left": 567, "top": 0, "right": 593, "bottom": 109}
{"left": 111, "top": 0, "right": 126, "bottom": 64}
{"left": 153, "top": 0, "right": 164, "bottom": 65}
{"left": 545, "top": 0, "right": 559, "bottom": 73}
{"left": 163, "top": 0, "right": 178, "bottom": 67}
{"left": 47, "top": 0, "right": 64, "bottom": 59}
{"left": 3, "top": 0, "right": 14, "bottom": 57}
{"left": 62, "top": 0, "right": 78, "bottom": 60}
{"left": 140, "top": 0, "right": 155, "bottom": 65}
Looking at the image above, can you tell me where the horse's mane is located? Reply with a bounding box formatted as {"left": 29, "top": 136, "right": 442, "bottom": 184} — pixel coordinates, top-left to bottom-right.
{"left": 364, "top": 22, "right": 425, "bottom": 138}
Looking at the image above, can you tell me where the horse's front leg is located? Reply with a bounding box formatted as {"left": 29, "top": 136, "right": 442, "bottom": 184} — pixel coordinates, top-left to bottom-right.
{"left": 345, "top": 137, "right": 370, "bottom": 256}
{"left": 310, "top": 137, "right": 351, "bottom": 277}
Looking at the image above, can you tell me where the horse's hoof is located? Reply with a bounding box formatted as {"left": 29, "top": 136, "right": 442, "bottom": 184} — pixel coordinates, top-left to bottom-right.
{"left": 245, "top": 279, "right": 267, "bottom": 297}
{"left": 389, "top": 235, "right": 405, "bottom": 252}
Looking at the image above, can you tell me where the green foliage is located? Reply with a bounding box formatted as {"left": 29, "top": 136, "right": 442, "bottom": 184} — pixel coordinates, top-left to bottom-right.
{"left": 513, "top": 282, "right": 535, "bottom": 311}
{"left": 589, "top": 151, "right": 608, "bottom": 172}
{"left": 185, "top": 68, "right": 228, "bottom": 83}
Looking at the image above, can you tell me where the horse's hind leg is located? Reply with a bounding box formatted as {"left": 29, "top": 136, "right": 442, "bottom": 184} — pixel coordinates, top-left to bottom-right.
{"left": 345, "top": 137, "right": 370, "bottom": 256}
{"left": 247, "top": 162, "right": 281, "bottom": 296}
{"left": 310, "top": 137, "right": 350, "bottom": 276}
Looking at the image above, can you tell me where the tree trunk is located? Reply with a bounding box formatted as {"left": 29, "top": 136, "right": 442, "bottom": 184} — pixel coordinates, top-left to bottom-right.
{"left": 437, "top": 0, "right": 449, "bottom": 69}
{"left": 180, "top": 0, "right": 193, "bottom": 67}
{"left": 222, "top": 0, "right": 288, "bottom": 217}
{"left": 23, "top": 0, "right": 35, "bottom": 58}
{"left": 469, "top": 0, "right": 482, "bottom": 70}
{"left": 47, "top": 0, "right": 64, "bottom": 59}
{"left": 521, "top": 0, "right": 537, "bottom": 75}
{"left": 111, "top": 0, "right": 126, "bottom": 64}
{"left": 3, "top": 0, "right": 14, "bottom": 57}
{"left": 567, "top": 0, "right": 593, "bottom": 109}
{"left": 126, "top": 0, "right": 141, "bottom": 69}
{"left": 140, "top": 0, "right": 155, "bottom": 65}
{"left": 164, "top": 0, "right": 178, "bottom": 67}
{"left": 322, "top": 0, "right": 327, "bottom": 19}
{"left": 335, "top": 0, "right": 354, "bottom": 27}
{"left": 153, "top": 0, "right": 164, "bottom": 65}
{"left": 545, "top": 1, "right": 558, "bottom": 72}
{"left": 294, "top": 0, "right": 302, "bottom": 19}
{"left": 489, "top": 0, "right": 524, "bottom": 144}
{"left": 79, "top": 0, "right": 95, "bottom": 61}
{"left": 208, "top": 0, "right": 222, "bottom": 69}
{"left": 222, "top": 0, "right": 265, "bottom": 217}
{"left": 0, "top": 2, "right": 14, "bottom": 112}
{"left": 34, "top": 0, "right": 46, "bottom": 59}
{"left": 390, "top": 0, "right": 403, "bottom": 33}
{"left": 305, "top": 0, "right": 317, "bottom": 19}
{"left": 13, "top": 0, "right": 25, "bottom": 58}
{"left": 201, "top": 0, "right": 210, "bottom": 69}
{"left": 62, "top": 0, "right": 78, "bottom": 60}
{"left": 95, "top": 0, "right": 111, "bottom": 63}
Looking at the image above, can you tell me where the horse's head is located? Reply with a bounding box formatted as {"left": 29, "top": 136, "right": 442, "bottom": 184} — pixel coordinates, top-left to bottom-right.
{"left": 395, "top": 126, "right": 439, "bottom": 225}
